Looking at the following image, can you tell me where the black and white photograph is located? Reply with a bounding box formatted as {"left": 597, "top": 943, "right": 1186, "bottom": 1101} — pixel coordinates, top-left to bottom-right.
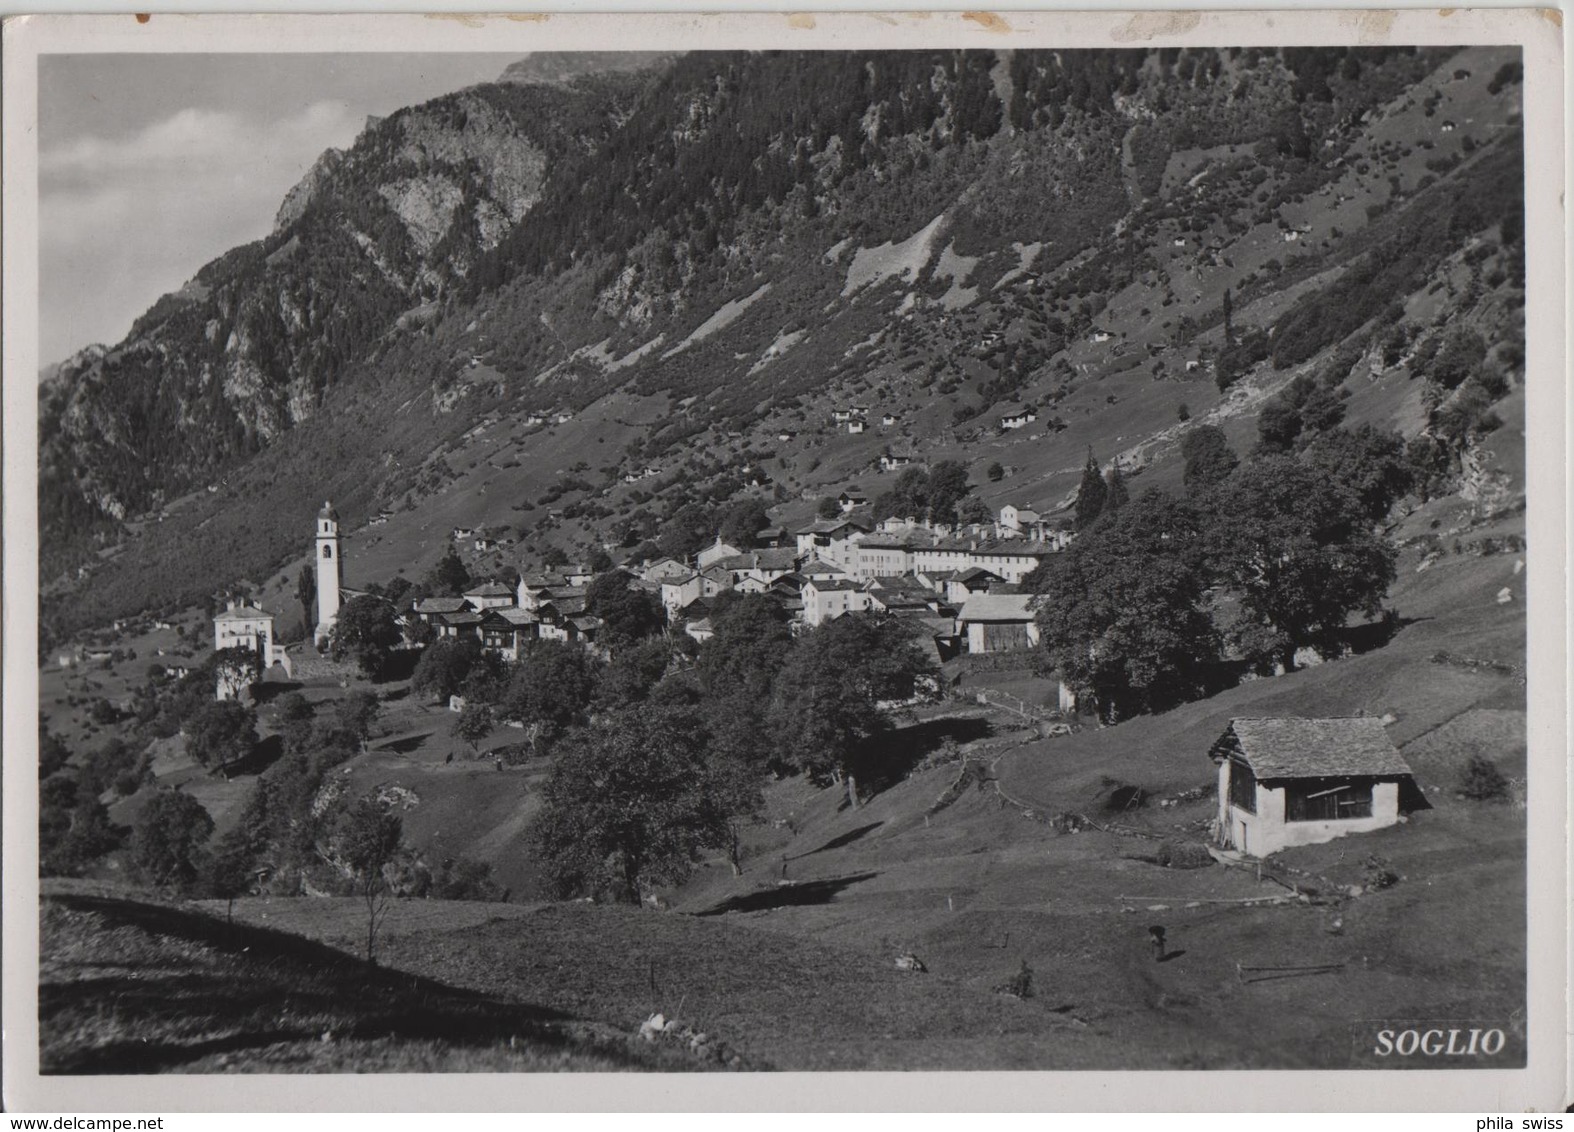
{"left": 2, "top": 9, "right": 1566, "bottom": 1113}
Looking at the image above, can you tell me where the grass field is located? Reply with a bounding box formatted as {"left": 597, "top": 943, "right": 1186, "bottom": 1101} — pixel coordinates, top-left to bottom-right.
{"left": 38, "top": 880, "right": 704, "bottom": 1074}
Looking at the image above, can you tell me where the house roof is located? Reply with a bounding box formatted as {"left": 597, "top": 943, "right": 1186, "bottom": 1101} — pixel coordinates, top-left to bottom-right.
{"left": 214, "top": 604, "right": 274, "bottom": 622}
{"left": 440, "top": 610, "right": 484, "bottom": 627}
{"left": 955, "top": 566, "right": 1004, "bottom": 584}
{"left": 519, "top": 572, "right": 567, "bottom": 588}
{"left": 465, "top": 581, "right": 514, "bottom": 598}
{"left": 899, "top": 613, "right": 960, "bottom": 638}
{"left": 869, "top": 575, "right": 930, "bottom": 595}
{"left": 1211, "top": 717, "right": 1414, "bottom": 780}
{"left": 413, "top": 597, "right": 468, "bottom": 614}
{"left": 796, "top": 517, "right": 856, "bottom": 536}
{"left": 749, "top": 547, "right": 800, "bottom": 571}
{"left": 484, "top": 607, "right": 538, "bottom": 626}
{"left": 807, "top": 579, "right": 865, "bottom": 593}
{"left": 957, "top": 594, "right": 1037, "bottom": 622}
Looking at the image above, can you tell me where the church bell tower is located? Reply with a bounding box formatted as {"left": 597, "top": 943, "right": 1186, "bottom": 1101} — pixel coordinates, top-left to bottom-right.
{"left": 315, "top": 501, "right": 342, "bottom": 645}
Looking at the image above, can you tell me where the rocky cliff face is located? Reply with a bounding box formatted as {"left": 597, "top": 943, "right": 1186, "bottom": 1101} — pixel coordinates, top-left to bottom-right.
{"left": 274, "top": 147, "right": 345, "bottom": 231}
{"left": 40, "top": 70, "right": 652, "bottom": 572}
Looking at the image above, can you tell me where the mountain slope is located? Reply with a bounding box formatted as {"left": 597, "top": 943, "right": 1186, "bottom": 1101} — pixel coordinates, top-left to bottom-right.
{"left": 39, "top": 46, "right": 1525, "bottom": 648}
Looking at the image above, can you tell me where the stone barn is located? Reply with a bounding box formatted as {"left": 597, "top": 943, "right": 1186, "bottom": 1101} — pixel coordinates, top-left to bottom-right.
{"left": 1209, "top": 717, "right": 1422, "bottom": 856}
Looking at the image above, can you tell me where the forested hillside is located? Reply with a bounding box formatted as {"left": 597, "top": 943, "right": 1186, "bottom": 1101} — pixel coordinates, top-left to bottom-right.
{"left": 40, "top": 46, "right": 1525, "bottom": 648}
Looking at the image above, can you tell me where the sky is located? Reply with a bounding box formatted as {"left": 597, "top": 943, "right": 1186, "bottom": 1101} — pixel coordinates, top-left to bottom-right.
{"left": 39, "top": 53, "right": 526, "bottom": 367}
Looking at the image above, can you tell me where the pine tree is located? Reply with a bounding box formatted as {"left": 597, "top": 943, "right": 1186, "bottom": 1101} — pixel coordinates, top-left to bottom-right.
{"left": 1074, "top": 448, "right": 1108, "bottom": 531}
{"left": 1105, "top": 459, "right": 1130, "bottom": 514}
{"left": 1222, "top": 287, "right": 1234, "bottom": 345}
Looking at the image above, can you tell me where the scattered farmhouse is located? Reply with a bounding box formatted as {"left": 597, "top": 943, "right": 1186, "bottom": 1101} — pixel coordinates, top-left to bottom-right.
{"left": 956, "top": 593, "right": 1040, "bottom": 654}
{"left": 1209, "top": 717, "right": 1424, "bottom": 857}
{"left": 999, "top": 406, "right": 1038, "bottom": 431}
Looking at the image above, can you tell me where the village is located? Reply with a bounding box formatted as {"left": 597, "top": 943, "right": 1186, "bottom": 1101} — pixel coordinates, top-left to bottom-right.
{"left": 201, "top": 495, "right": 1439, "bottom": 863}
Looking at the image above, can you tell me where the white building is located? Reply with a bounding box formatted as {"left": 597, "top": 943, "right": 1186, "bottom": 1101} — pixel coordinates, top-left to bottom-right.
{"left": 213, "top": 601, "right": 284, "bottom": 699}
{"left": 463, "top": 581, "right": 516, "bottom": 612}
{"left": 314, "top": 502, "right": 342, "bottom": 645}
{"left": 1210, "top": 717, "right": 1421, "bottom": 857}
{"left": 801, "top": 578, "right": 872, "bottom": 626}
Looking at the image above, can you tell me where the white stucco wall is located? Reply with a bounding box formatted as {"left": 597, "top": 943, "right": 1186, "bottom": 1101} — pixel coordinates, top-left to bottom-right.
{"left": 1222, "top": 773, "right": 1401, "bottom": 856}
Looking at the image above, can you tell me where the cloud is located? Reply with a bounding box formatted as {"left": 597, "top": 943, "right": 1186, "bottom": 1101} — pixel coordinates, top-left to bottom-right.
{"left": 40, "top": 101, "right": 366, "bottom": 363}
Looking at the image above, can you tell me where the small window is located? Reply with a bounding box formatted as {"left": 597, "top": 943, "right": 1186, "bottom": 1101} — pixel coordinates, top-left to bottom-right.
{"left": 322, "top": 545, "right": 333, "bottom": 559}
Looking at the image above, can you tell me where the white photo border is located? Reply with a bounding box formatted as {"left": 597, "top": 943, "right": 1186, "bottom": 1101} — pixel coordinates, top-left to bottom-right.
{"left": 2, "top": 8, "right": 1566, "bottom": 1113}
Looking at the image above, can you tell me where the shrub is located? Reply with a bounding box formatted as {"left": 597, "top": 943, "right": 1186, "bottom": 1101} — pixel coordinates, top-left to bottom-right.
{"left": 1458, "top": 755, "right": 1509, "bottom": 801}
{"left": 1155, "top": 841, "right": 1214, "bottom": 869}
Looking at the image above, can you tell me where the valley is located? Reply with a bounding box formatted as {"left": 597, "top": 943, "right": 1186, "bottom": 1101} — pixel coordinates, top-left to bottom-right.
{"left": 32, "top": 44, "right": 1532, "bottom": 1076}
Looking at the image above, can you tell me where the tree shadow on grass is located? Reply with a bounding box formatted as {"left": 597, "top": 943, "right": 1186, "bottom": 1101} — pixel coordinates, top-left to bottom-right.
{"left": 375, "top": 731, "right": 432, "bottom": 755}
{"left": 377, "top": 651, "right": 422, "bottom": 683}
{"left": 250, "top": 681, "right": 302, "bottom": 706}
{"left": 856, "top": 715, "right": 995, "bottom": 796}
{"left": 693, "top": 872, "right": 880, "bottom": 917}
{"left": 38, "top": 893, "right": 646, "bottom": 1075}
{"left": 222, "top": 733, "right": 284, "bottom": 778}
{"left": 788, "top": 822, "right": 883, "bottom": 861}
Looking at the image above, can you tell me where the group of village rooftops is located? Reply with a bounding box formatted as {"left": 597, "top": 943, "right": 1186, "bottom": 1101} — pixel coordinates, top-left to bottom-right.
{"left": 410, "top": 502, "right": 1078, "bottom": 660}
{"left": 211, "top": 503, "right": 1425, "bottom": 857}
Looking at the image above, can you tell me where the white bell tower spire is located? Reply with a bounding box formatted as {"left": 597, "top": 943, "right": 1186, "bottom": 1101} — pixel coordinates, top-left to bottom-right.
{"left": 314, "top": 501, "right": 342, "bottom": 645}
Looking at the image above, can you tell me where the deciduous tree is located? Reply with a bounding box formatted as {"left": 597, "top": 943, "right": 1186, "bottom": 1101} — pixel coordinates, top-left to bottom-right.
{"left": 332, "top": 798, "right": 404, "bottom": 964}
{"left": 534, "top": 706, "right": 730, "bottom": 902}
{"left": 718, "top": 498, "right": 770, "bottom": 549}
{"left": 500, "top": 641, "right": 603, "bottom": 749}
{"left": 132, "top": 790, "right": 215, "bottom": 891}
{"left": 585, "top": 572, "right": 665, "bottom": 646}
{"left": 1033, "top": 490, "right": 1218, "bottom": 721}
{"left": 329, "top": 594, "right": 401, "bottom": 678}
{"left": 1180, "top": 425, "right": 1239, "bottom": 492}
{"left": 1207, "top": 456, "right": 1398, "bottom": 671}
{"left": 412, "top": 636, "right": 486, "bottom": 703}
{"left": 452, "top": 700, "right": 495, "bottom": 755}
{"left": 424, "top": 548, "right": 471, "bottom": 597}
{"left": 771, "top": 614, "right": 934, "bottom": 808}
{"left": 184, "top": 699, "right": 258, "bottom": 777}
{"left": 1303, "top": 425, "right": 1414, "bottom": 522}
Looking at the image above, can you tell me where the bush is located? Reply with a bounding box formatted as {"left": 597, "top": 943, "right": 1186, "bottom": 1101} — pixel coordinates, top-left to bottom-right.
{"left": 1458, "top": 755, "right": 1509, "bottom": 801}
{"left": 431, "top": 855, "right": 508, "bottom": 902}
{"left": 1155, "top": 841, "right": 1214, "bottom": 869}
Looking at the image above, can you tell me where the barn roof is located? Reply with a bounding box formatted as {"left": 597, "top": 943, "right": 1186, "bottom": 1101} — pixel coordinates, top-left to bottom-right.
{"left": 413, "top": 597, "right": 468, "bottom": 614}
{"left": 1211, "top": 717, "right": 1413, "bottom": 780}
{"left": 957, "top": 594, "right": 1036, "bottom": 622}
